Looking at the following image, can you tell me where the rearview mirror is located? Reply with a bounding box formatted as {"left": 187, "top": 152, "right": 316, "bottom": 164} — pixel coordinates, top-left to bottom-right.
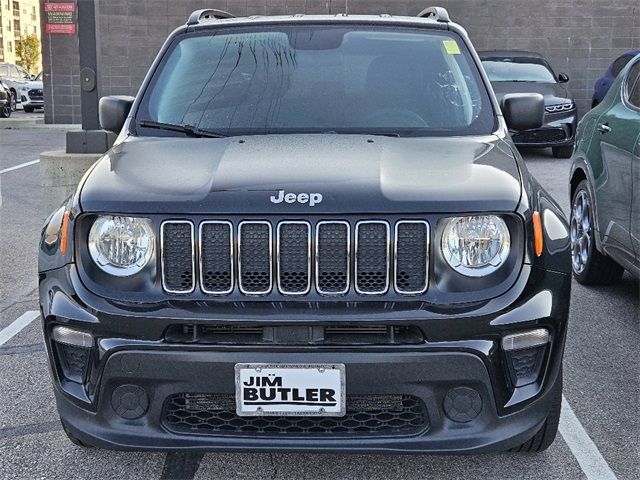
{"left": 501, "top": 93, "right": 545, "bottom": 131}
{"left": 558, "top": 73, "right": 569, "bottom": 83}
{"left": 99, "top": 95, "right": 135, "bottom": 134}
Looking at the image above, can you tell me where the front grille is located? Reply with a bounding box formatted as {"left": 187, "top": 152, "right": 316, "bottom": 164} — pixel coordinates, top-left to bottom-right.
{"left": 238, "top": 222, "right": 272, "bottom": 295}
{"left": 160, "top": 219, "right": 430, "bottom": 297}
{"left": 28, "top": 88, "right": 43, "bottom": 99}
{"left": 161, "top": 221, "right": 195, "bottom": 293}
{"left": 355, "top": 222, "right": 390, "bottom": 294}
{"left": 163, "top": 394, "right": 428, "bottom": 436}
{"left": 277, "top": 222, "right": 311, "bottom": 294}
{"left": 199, "top": 221, "right": 233, "bottom": 294}
{"left": 512, "top": 128, "right": 567, "bottom": 144}
{"left": 164, "top": 324, "right": 425, "bottom": 345}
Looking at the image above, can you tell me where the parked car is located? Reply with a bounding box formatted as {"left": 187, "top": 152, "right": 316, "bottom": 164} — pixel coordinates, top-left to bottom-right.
{"left": 592, "top": 49, "right": 640, "bottom": 108}
{"left": 0, "top": 80, "right": 11, "bottom": 118}
{"left": 19, "top": 71, "right": 44, "bottom": 112}
{"left": 39, "top": 7, "right": 571, "bottom": 454}
{"left": 0, "top": 63, "right": 32, "bottom": 110}
{"left": 569, "top": 54, "right": 640, "bottom": 283}
{"left": 479, "top": 50, "right": 577, "bottom": 158}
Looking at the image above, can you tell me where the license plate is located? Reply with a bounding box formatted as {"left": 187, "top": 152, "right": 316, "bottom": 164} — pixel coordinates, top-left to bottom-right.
{"left": 235, "top": 363, "right": 345, "bottom": 417}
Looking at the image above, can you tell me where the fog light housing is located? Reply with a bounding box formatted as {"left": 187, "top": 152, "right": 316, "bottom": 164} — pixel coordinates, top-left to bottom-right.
{"left": 502, "top": 329, "right": 549, "bottom": 387}
{"left": 52, "top": 326, "right": 93, "bottom": 383}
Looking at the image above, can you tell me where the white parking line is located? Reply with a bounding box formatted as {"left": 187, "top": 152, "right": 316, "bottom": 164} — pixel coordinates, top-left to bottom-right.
{"left": 0, "top": 311, "right": 40, "bottom": 346}
{"left": 560, "top": 396, "right": 618, "bottom": 480}
{"left": 0, "top": 159, "right": 40, "bottom": 175}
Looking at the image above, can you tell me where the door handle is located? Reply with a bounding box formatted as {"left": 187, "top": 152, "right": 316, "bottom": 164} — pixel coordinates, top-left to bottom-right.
{"left": 597, "top": 123, "right": 611, "bottom": 134}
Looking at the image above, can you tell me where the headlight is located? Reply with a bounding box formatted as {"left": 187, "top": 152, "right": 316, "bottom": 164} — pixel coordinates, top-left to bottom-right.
{"left": 88, "top": 216, "right": 155, "bottom": 276}
{"left": 441, "top": 215, "right": 510, "bottom": 277}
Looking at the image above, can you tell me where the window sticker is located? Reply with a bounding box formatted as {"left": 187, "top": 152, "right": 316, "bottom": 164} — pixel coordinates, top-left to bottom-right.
{"left": 443, "top": 39, "right": 461, "bottom": 55}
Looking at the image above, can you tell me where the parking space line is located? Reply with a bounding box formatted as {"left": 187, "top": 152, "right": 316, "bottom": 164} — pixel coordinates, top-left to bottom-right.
{"left": 0, "top": 311, "right": 40, "bottom": 346}
{"left": 560, "top": 396, "right": 618, "bottom": 480}
{"left": 0, "top": 159, "right": 40, "bottom": 175}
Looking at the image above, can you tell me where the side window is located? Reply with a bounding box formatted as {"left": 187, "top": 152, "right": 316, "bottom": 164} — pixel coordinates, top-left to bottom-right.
{"left": 626, "top": 61, "right": 640, "bottom": 108}
{"left": 612, "top": 55, "right": 632, "bottom": 77}
{"left": 9, "top": 66, "right": 20, "bottom": 78}
{"left": 0, "top": 66, "right": 8, "bottom": 77}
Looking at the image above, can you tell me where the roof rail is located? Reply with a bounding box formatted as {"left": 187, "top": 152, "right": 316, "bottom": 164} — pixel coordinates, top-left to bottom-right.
{"left": 417, "top": 6, "right": 450, "bottom": 23}
{"left": 187, "top": 9, "right": 234, "bottom": 26}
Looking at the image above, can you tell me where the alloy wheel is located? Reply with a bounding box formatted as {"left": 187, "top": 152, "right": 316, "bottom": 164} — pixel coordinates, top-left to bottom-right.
{"left": 570, "top": 190, "right": 592, "bottom": 274}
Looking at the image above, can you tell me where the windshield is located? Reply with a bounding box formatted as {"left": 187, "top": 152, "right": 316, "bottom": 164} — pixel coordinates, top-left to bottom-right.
{"left": 136, "top": 25, "right": 494, "bottom": 137}
{"left": 482, "top": 58, "right": 556, "bottom": 83}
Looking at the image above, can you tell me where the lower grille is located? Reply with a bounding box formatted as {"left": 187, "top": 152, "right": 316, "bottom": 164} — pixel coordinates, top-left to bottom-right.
{"left": 163, "top": 394, "right": 428, "bottom": 436}
{"left": 164, "top": 324, "right": 424, "bottom": 345}
{"left": 512, "top": 128, "right": 567, "bottom": 144}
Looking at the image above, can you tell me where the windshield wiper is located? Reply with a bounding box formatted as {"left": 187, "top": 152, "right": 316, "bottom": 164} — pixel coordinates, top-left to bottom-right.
{"left": 137, "top": 120, "right": 228, "bottom": 138}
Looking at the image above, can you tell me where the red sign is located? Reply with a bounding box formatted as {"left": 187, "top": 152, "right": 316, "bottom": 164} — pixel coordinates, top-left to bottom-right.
{"left": 44, "top": 2, "right": 77, "bottom": 35}
{"left": 45, "top": 23, "right": 77, "bottom": 35}
{"left": 44, "top": 2, "right": 75, "bottom": 12}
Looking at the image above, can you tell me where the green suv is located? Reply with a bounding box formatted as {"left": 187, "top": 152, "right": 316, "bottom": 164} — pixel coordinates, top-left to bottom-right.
{"left": 569, "top": 54, "right": 640, "bottom": 283}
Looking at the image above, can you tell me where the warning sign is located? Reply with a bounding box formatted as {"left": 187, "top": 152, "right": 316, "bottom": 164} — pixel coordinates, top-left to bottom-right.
{"left": 44, "top": 2, "right": 77, "bottom": 35}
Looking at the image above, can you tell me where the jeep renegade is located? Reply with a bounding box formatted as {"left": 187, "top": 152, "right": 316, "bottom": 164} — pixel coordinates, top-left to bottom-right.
{"left": 38, "top": 7, "right": 571, "bottom": 453}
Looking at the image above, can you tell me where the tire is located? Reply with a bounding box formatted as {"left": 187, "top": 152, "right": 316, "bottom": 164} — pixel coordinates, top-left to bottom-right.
{"left": 23, "top": 105, "right": 34, "bottom": 113}
{"left": 61, "top": 421, "right": 94, "bottom": 448}
{"left": 570, "top": 180, "right": 624, "bottom": 285}
{"left": 9, "top": 90, "right": 17, "bottom": 111}
{"left": 552, "top": 145, "right": 573, "bottom": 158}
{"left": 510, "top": 368, "right": 562, "bottom": 453}
{"left": 0, "top": 101, "right": 10, "bottom": 118}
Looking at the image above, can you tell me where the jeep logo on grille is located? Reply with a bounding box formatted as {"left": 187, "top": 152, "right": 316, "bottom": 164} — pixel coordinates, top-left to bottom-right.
{"left": 270, "top": 190, "right": 323, "bottom": 207}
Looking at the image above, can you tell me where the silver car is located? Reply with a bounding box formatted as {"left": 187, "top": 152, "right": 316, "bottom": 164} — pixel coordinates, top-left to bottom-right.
{"left": 0, "top": 63, "right": 32, "bottom": 110}
{"left": 19, "top": 72, "right": 44, "bottom": 112}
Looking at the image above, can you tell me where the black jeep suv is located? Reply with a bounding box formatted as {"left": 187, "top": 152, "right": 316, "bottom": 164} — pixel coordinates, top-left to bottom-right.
{"left": 38, "top": 7, "right": 571, "bottom": 453}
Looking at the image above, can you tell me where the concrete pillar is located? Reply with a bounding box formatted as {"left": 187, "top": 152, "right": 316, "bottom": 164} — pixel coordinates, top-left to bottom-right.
{"left": 40, "top": 150, "right": 102, "bottom": 216}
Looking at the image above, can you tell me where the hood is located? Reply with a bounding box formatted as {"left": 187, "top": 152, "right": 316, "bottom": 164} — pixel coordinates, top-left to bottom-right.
{"left": 79, "top": 134, "right": 523, "bottom": 215}
{"left": 22, "top": 79, "right": 42, "bottom": 90}
{"left": 490, "top": 81, "right": 571, "bottom": 106}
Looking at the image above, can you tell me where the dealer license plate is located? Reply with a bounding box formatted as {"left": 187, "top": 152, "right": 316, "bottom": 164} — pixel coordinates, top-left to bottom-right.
{"left": 235, "top": 363, "right": 346, "bottom": 417}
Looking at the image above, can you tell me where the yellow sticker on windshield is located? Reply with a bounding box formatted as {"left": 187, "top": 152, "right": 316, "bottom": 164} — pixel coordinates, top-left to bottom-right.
{"left": 443, "top": 39, "right": 461, "bottom": 55}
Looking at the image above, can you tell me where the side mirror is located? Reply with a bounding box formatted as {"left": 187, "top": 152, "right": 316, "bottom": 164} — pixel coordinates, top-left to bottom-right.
{"left": 99, "top": 95, "right": 135, "bottom": 134}
{"left": 30, "top": 74, "right": 35, "bottom": 80}
{"left": 558, "top": 73, "right": 569, "bottom": 83}
{"left": 501, "top": 93, "right": 545, "bottom": 131}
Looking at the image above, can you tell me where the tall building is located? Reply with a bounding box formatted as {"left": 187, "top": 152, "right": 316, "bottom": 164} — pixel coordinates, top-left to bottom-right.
{"left": 0, "top": 0, "right": 41, "bottom": 71}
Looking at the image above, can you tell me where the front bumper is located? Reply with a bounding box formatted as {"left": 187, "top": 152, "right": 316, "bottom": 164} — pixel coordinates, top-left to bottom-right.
{"left": 40, "top": 263, "right": 570, "bottom": 453}
{"left": 512, "top": 110, "right": 578, "bottom": 148}
{"left": 20, "top": 93, "right": 44, "bottom": 108}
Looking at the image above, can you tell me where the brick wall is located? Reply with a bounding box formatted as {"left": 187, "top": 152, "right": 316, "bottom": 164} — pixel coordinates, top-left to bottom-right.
{"left": 43, "top": 0, "right": 640, "bottom": 124}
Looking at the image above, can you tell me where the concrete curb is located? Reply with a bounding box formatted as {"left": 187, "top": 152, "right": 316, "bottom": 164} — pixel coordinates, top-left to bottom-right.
{"left": 40, "top": 150, "right": 102, "bottom": 215}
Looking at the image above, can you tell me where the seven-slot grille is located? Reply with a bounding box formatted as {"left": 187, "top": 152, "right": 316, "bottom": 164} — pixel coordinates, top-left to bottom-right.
{"left": 161, "top": 220, "right": 429, "bottom": 297}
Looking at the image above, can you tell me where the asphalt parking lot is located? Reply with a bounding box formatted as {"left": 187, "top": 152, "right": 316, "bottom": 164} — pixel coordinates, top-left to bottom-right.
{"left": 0, "top": 122, "right": 638, "bottom": 480}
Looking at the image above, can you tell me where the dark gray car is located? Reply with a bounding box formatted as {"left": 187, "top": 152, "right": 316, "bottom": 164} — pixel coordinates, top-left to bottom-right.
{"left": 480, "top": 51, "right": 577, "bottom": 158}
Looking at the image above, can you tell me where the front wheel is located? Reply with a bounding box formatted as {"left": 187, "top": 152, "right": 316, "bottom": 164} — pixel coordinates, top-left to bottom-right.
{"left": 23, "top": 105, "right": 34, "bottom": 113}
{"left": 9, "top": 90, "right": 17, "bottom": 111}
{"left": 552, "top": 145, "right": 573, "bottom": 158}
{"left": 0, "top": 100, "right": 11, "bottom": 118}
{"left": 571, "top": 180, "right": 624, "bottom": 284}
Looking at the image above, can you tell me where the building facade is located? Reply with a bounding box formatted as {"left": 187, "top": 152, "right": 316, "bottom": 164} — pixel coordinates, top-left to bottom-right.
{"left": 42, "top": 0, "right": 640, "bottom": 124}
{"left": 0, "top": 0, "right": 41, "bottom": 69}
